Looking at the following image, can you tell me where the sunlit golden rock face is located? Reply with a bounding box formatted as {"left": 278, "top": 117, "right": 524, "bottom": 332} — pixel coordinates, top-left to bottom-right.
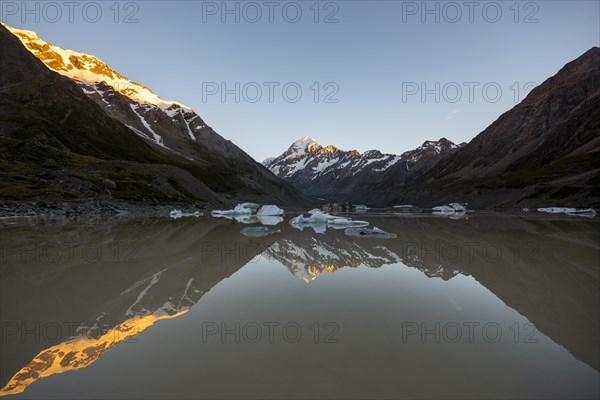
{"left": 3, "top": 23, "right": 177, "bottom": 109}
{"left": 0, "top": 310, "right": 187, "bottom": 396}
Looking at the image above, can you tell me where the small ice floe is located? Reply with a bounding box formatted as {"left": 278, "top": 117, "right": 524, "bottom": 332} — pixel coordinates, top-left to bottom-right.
{"left": 522, "top": 207, "right": 530, "bottom": 212}
{"left": 448, "top": 203, "right": 467, "bottom": 212}
{"left": 240, "top": 203, "right": 259, "bottom": 212}
{"left": 211, "top": 204, "right": 254, "bottom": 217}
{"left": 240, "top": 226, "right": 279, "bottom": 237}
{"left": 328, "top": 217, "right": 369, "bottom": 227}
{"left": 566, "top": 208, "right": 597, "bottom": 217}
{"left": 344, "top": 226, "right": 397, "bottom": 239}
{"left": 257, "top": 215, "right": 284, "bottom": 225}
{"left": 393, "top": 205, "right": 414, "bottom": 209}
{"left": 170, "top": 210, "right": 202, "bottom": 219}
{"left": 353, "top": 204, "right": 369, "bottom": 212}
{"left": 538, "top": 207, "right": 597, "bottom": 217}
{"left": 432, "top": 205, "right": 456, "bottom": 214}
{"left": 433, "top": 203, "right": 467, "bottom": 215}
{"left": 257, "top": 205, "right": 284, "bottom": 216}
{"left": 289, "top": 210, "right": 369, "bottom": 232}
{"left": 537, "top": 207, "right": 577, "bottom": 214}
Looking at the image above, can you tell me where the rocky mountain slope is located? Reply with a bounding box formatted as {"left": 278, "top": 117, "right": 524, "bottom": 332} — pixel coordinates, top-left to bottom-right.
{"left": 264, "top": 136, "right": 462, "bottom": 202}
{"left": 374, "top": 47, "right": 600, "bottom": 208}
{"left": 0, "top": 23, "right": 306, "bottom": 206}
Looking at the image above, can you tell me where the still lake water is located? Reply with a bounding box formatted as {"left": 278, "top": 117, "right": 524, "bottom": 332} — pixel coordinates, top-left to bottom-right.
{"left": 1, "top": 212, "right": 598, "bottom": 399}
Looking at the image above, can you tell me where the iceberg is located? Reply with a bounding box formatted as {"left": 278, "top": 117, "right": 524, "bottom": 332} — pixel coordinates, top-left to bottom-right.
{"left": 565, "top": 208, "right": 597, "bottom": 217}
{"left": 433, "top": 203, "right": 468, "bottom": 215}
{"left": 257, "top": 205, "right": 284, "bottom": 216}
{"left": 170, "top": 210, "right": 202, "bottom": 219}
{"left": 538, "top": 207, "right": 577, "bottom": 214}
{"left": 211, "top": 204, "right": 254, "bottom": 217}
{"left": 448, "top": 203, "right": 467, "bottom": 212}
{"left": 257, "top": 215, "right": 283, "bottom": 225}
{"left": 240, "top": 202, "right": 259, "bottom": 212}
{"left": 538, "top": 207, "right": 597, "bottom": 217}
{"left": 432, "top": 205, "right": 456, "bottom": 214}
{"left": 240, "top": 226, "right": 279, "bottom": 237}
{"left": 328, "top": 218, "right": 369, "bottom": 227}
{"left": 344, "top": 226, "right": 397, "bottom": 239}
{"left": 289, "top": 211, "right": 369, "bottom": 232}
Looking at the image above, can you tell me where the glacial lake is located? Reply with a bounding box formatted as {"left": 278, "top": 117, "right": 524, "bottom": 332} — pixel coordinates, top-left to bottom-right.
{"left": 1, "top": 212, "right": 598, "bottom": 399}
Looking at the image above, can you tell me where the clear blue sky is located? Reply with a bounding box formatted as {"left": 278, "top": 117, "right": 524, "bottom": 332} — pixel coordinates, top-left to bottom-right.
{"left": 3, "top": 1, "right": 599, "bottom": 161}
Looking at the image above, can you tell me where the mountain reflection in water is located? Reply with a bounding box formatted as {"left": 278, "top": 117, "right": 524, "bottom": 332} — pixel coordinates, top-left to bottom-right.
{"left": 0, "top": 214, "right": 598, "bottom": 398}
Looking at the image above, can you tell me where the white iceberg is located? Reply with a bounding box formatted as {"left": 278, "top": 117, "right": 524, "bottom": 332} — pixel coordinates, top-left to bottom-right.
{"left": 289, "top": 214, "right": 312, "bottom": 224}
{"left": 240, "top": 202, "right": 259, "bottom": 212}
{"left": 170, "top": 209, "right": 202, "bottom": 219}
{"left": 344, "top": 226, "right": 397, "bottom": 239}
{"left": 240, "top": 226, "right": 279, "bottom": 237}
{"left": 448, "top": 203, "right": 467, "bottom": 212}
{"left": 289, "top": 211, "right": 369, "bottom": 232}
{"left": 257, "top": 215, "right": 283, "bottom": 225}
{"left": 288, "top": 218, "right": 327, "bottom": 234}
{"left": 257, "top": 205, "right": 284, "bottom": 216}
{"left": 538, "top": 207, "right": 577, "bottom": 214}
{"left": 393, "top": 205, "right": 414, "bottom": 208}
{"left": 565, "top": 208, "right": 597, "bottom": 217}
{"left": 328, "top": 217, "right": 369, "bottom": 227}
{"left": 433, "top": 203, "right": 467, "bottom": 215}
{"left": 538, "top": 207, "right": 597, "bottom": 217}
{"left": 212, "top": 203, "right": 254, "bottom": 217}
{"left": 432, "top": 205, "right": 456, "bottom": 214}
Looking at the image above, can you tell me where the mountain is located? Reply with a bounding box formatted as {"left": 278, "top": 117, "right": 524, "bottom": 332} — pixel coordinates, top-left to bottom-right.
{"left": 0, "top": 23, "right": 306, "bottom": 206}
{"left": 263, "top": 136, "right": 462, "bottom": 202}
{"left": 375, "top": 47, "right": 600, "bottom": 208}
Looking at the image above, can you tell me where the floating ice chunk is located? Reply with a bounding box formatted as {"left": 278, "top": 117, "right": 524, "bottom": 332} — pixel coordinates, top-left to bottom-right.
{"left": 257, "top": 205, "right": 284, "bottom": 216}
{"left": 289, "top": 211, "right": 369, "bottom": 232}
{"left": 212, "top": 204, "right": 254, "bottom": 217}
{"left": 393, "top": 205, "right": 414, "bottom": 208}
{"left": 170, "top": 210, "right": 202, "bottom": 219}
{"left": 432, "top": 205, "right": 455, "bottom": 214}
{"left": 234, "top": 204, "right": 253, "bottom": 214}
{"left": 328, "top": 218, "right": 369, "bottom": 227}
{"left": 353, "top": 204, "right": 369, "bottom": 211}
{"left": 566, "top": 208, "right": 597, "bottom": 217}
{"left": 240, "top": 203, "right": 259, "bottom": 212}
{"left": 240, "top": 226, "right": 279, "bottom": 237}
{"left": 538, "top": 207, "right": 577, "bottom": 214}
{"left": 308, "top": 208, "right": 322, "bottom": 215}
{"left": 289, "top": 214, "right": 312, "bottom": 224}
{"left": 344, "top": 226, "right": 397, "bottom": 239}
{"left": 448, "top": 203, "right": 467, "bottom": 212}
{"left": 257, "top": 215, "right": 283, "bottom": 225}
{"left": 538, "top": 207, "right": 597, "bottom": 217}
{"left": 310, "top": 211, "right": 331, "bottom": 223}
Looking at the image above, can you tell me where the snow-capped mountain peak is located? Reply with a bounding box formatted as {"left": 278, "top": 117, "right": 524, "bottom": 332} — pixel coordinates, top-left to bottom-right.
{"left": 264, "top": 137, "right": 463, "bottom": 202}
{"left": 3, "top": 23, "right": 190, "bottom": 112}
{"left": 4, "top": 23, "right": 215, "bottom": 155}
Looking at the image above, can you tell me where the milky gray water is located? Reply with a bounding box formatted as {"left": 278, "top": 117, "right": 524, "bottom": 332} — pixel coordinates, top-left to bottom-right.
{"left": 1, "top": 213, "right": 598, "bottom": 399}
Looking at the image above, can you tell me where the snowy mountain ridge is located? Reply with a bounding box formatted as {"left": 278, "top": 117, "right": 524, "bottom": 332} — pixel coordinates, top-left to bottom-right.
{"left": 263, "top": 136, "right": 463, "bottom": 202}
{"left": 4, "top": 23, "right": 206, "bottom": 153}
{"left": 263, "top": 136, "right": 406, "bottom": 180}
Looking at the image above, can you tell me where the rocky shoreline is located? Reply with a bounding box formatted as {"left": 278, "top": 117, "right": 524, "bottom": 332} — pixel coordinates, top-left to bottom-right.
{"left": 0, "top": 199, "right": 207, "bottom": 222}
